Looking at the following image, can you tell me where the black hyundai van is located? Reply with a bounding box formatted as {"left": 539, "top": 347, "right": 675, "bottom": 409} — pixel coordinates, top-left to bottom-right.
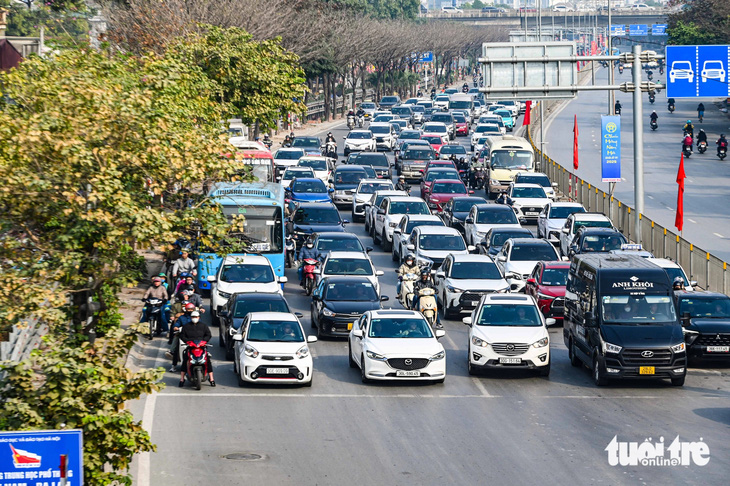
{"left": 563, "top": 254, "right": 687, "bottom": 386}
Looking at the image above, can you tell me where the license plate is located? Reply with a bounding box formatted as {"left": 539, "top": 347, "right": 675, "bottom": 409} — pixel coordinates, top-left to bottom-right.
{"left": 526, "top": 212, "right": 538, "bottom": 216}
{"left": 396, "top": 370, "right": 421, "bottom": 377}
{"left": 639, "top": 366, "right": 655, "bottom": 375}
{"left": 707, "top": 346, "right": 730, "bottom": 352}
{"left": 347, "top": 322, "right": 353, "bottom": 330}
{"left": 267, "top": 368, "right": 288, "bottom": 375}
{"left": 499, "top": 358, "right": 521, "bottom": 364}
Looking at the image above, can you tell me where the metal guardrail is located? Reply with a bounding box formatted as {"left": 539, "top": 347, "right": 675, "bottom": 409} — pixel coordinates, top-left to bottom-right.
{"left": 305, "top": 89, "right": 374, "bottom": 120}
{"left": 425, "top": 8, "right": 669, "bottom": 19}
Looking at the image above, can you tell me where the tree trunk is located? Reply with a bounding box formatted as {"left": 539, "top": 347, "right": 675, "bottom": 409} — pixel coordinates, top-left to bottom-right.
{"left": 323, "top": 74, "right": 330, "bottom": 122}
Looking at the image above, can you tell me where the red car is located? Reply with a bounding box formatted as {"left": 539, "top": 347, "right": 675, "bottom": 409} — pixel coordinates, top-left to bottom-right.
{"left": 453, "top": 114, "right": 469, "bottom": 136}
{"left": 420, "top": 168, "right": 461, "bottom": 199}
{"left": 424, "top": 159, "right": 456, "bottom": 171}
{"left": 426, "top": 179, "right": 470, "bottom": 211}
{"left": 421, "top": 134, "right": 447, "bottom": 157}
{"left": 524, "top": 261, "right": 569, "bottom": 323}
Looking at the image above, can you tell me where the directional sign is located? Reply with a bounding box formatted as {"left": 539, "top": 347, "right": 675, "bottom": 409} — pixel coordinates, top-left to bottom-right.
{"left": 419, "top": 51, "right": 433, "bottom": 63}
{"left": 666, "top": 45, "right": 730, "bottom": 98}
{"left": 610, "top": 25, "right": 625, "bottom": 37}
{"left": 652, "top": 24, "right": 667, "bottom": 36}
{"left": 601, "top": 115, "right": 621, "bottom": 183}
{"left": 0, "top": 430, "right": 83, "bottom": 485}
{"left": 629, "top": 24, "right": 648, "bottom": 36}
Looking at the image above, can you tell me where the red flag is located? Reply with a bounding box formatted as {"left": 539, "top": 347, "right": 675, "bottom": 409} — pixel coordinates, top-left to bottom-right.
{"left": 523, "top": 100, "right": 532, "bottom": 126}
{"left": 675, "top": 152, "right": 686, "bottom": 232}
{"left": 573, "top": 115, "right": 579, "bottom": 171}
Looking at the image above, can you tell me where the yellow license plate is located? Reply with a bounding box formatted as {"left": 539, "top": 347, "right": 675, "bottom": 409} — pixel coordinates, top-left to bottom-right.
{"left": 639, "top": 366, "right": 655, "bottom": 375}
{"left": 347, "top": 323, "right": 353, "bottom": 330}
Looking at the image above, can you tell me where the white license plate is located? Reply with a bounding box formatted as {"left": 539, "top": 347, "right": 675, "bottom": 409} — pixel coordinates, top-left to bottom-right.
{"left": 707, "top": 346, "right": 730, "bottom": 353}
{"left": 499, "top": 358, "right": 522, "bottom": 364}
{"left": 526, "top": 212, "right": 538, "bottom": 216}
{"left": 266, "top": 368, "right": 289, "bottom": 374}
{"left": 396, "top": 370, "right": 421, "bottom": 377}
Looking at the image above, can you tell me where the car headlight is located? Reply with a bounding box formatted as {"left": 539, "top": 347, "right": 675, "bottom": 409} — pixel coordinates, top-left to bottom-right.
{"left": 417, "top": 256, "right": 433, "bottom": 267}
{"left": 602, "top": 340, "right": 622, "bottom": 354}
{"left": 430, "top": 351, "right": 445, "bottom": 360}
{"left": 671, "top": 342, "right": 686, "bottom": 353}
{"left": 476, "top": 231, "right": 486, "bottom": 238}
{"left": 366, "top": 350, "right": 387, "bottom": 361}
{"left": 532, "top": 337, "right": 549, "bottom": 348}
{"left": 389, "top": 222, "right": 398, "bottom": 228}
{"left": 471, "top": 336, "right": 489, "bottom": 348}
{"left": 489, "top": 179, "right": 499, "bottom": 185}
{"left": 446, "top": 285, "right": 463, "bottom": 293}
{"left": 218, "top": 290, "right": 231, "bottom": 299}
{"left": 335, "top": 190, "right": 346, "bottom": 195}
{"left": 537, "top": 292, "right": 552, "bottom": 300}
{"left": 322, "top": 307, "right": 335, "bottom": 317}
{"left": 244, "top": 343, "right": 259, "bottom": 358}
{"left": 296, "top": 345, "right": 310, "bottom": 358}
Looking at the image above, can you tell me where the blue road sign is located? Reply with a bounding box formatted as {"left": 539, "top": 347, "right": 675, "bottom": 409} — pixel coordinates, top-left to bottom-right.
{"left": 629, "top": 24, "right": 648, "bottom": 36}
{"left": 419, "top": 52, "right": 433, "bottom": 63}
{"left": 0, "top": 430, "right": 83, "bottom": 485}
{"left": 610, "top": 25, "right": 625, "bottom": 37}
{"left": 652, "top": 24, "right": 667, "bottom": 36}
{"left": 601, "top": 115, "right": 621, "bottom": 183}
{"left": 666, "top": 45, "right": 730, "bottom": 98}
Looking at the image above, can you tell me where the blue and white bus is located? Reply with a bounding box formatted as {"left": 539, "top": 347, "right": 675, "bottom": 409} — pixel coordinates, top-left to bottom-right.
{"left": 197, "top": 182, "right": 286, "bottom": 293}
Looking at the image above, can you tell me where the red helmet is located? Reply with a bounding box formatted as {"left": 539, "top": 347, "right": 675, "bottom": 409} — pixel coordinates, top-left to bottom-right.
{"left": 184, "top": 303, "right": 195, "bottom": 310}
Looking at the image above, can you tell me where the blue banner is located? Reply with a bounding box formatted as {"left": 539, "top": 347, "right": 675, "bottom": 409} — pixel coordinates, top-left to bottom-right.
{"left": 652, "top": 24, "right": 667, "bottom": 36}
{"left": 601, "top": 116, "right": 621, "bottom": 183}
{"left": 610, "top": 25, "right": 625, "bottom": 37}
{"left": 0, "top": 430, "right": 83, "bottom": 485}
{"left": 629, "top": 24, "right": 649, "bottom": 36}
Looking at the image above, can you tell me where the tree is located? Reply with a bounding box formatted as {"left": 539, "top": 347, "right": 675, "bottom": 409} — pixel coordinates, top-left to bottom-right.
{"left": 668, "top": 0, "right": 730, "bottom": 45}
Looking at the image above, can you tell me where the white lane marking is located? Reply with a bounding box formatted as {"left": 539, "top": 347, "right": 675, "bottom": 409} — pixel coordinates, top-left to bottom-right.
{"left": 665, "top": 206, "right": 673, "bottom": 210}
{"left": 442, "top": 324, "right": 491, "bottom": 397}
{"left": 137, "top": 345, "right": 164, "bottom": 486}
{"left": 714, "top": 233, "right": 724, "bottom": 238}
{"left": 156, "top": 393, "right": 727, "bottom": 399}
{"left": 647, "top": 195, "right": 654, "bottom": 199}
{"left": 688, "top": 218, "right": 697, "bottom": 223}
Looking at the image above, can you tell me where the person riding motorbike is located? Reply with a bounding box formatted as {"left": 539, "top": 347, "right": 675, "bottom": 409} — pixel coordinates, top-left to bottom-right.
{"left": 325, "top": 132, "right": 336, "bottom": 145}
{"left": 697, "top": 128, "right": 708, "bottom": 145}
{"left": 682, "top": 133, "right": 693, "bottom": 153}
{"left": 141, "top": 276, "right": 169, "bottom": 330}
{"left": 297, "top": 238, "right": 322, "bottom": 285}
{"left": 672, "top": 277, "right": 685, "bottom": 291}
{"left": 697, "top": 102, "right": 705, "bottom": 121}
{"left": 165, "top": 301, "right": 196, "bottom": 370}
{"left": 396, "top": 254, "right": 419, "bottom": 298}
{"left": 356, "top": 106, "right": 365, "bottom": 118}
{"left": 262, "top": 134, "right": 272, "bottom": 148}
{"left": 683, "top": 120, "right": 694, "bottom": 138}
{"left": 283, "top": 132, "right": 294, "bottom": 147}
{"left": 412, "top": 269, "right": 441, "bottom": 327}
{"left": 650, "top": 111, "right": 658, "bottom": 123}
{"left": 717, "top": 134, "right": 728, "bottom": 155}
{"left": 495, "top": 190, "right": 513, "bottom": 206}
{"left": 178, "top": 311, "right": 215, "bottom": 387}
{"left": 394, "top": 175, "right": 410, "bottom": 192}
{"left": 172, "top": 248, "right": 196, "bottom": 280}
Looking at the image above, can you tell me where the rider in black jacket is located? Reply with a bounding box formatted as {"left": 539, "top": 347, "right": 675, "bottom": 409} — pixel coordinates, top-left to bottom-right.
{"left": 179, "top": 311, "right": 215, "bottom": 387}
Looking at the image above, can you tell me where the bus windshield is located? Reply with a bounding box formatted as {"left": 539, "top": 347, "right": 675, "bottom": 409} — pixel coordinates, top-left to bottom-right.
{"left": 602, "top": 295, "right": 677, "bottom": 324}
{"left": 491, "top": 150, "right": 534, "bottom": 170}
{"left": 220, "top": 206, "right": 284, "bottom": 253}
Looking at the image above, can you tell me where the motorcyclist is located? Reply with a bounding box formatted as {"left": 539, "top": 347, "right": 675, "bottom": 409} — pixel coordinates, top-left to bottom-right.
{"left": 297, "top": 237, "right": 322, "bottom": 285}
{"left": 394, "top": 175, "right": 410, "bottom": 192}
{"left": 356, "top": 106, "right": 365, "bottom": 118}
{"left": 667, "top": 98, "right": 675, "bottom": 109}
{"left": 165, "top": 301, "right": 196, "bottom": 371}
{"left": 325, "top": 132, "right": 336, "bottom": 144}
{"left": 141, "top": 276, "right": 169, "bottom": 330}
{"left": 172, "top": 248, "right": 196, "bottom": 280}
{"left": 495, "top": 190, "right": 513, "bottom": 206}
{"left": 262, "top": 133, "right": 272, "bottom": 148}
{"left": 683, "top": 120, "right": 694, "bottom": 138}
{"left": 697, "top": 128, "right": 708, "bottom": 145}
{"left": 717, "top": 134, "right": 728, "bottom": 155}
{"left": 178, "top": 311, "right": 215, "bottom": 387}
{"left": 650, "top": 110, "right": 658, "bottom": 123}
{"left": 430, "top": 87, "right": 436, "bottom": 99}
{"left": 347, "top": 109, "right": 355, "bottom": 119}
{"left": 396, "top": 254, "right": 419, "bottom": 298}
{"left": 697, "top": 102, "right": 705, "bottom": 121}
{"left": 412, "top": 269, "right": 442, "bottom": 327}
{"left": 672, "top": 277, "right": 685, "bottom": 291}
{"left": 682, "top": 133, "right": 693, "bottom": 152}
{"left": 283, "top": 132, "right": 295, "bottom": 147}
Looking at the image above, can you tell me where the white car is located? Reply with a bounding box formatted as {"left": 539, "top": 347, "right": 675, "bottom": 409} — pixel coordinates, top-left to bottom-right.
{"left": 232, "top": 312, "right": 316, "bottom": 386}
{"left": 631, "top": 3, "right": 654, "bottom": 10}
{"left": 297, "top": 156, "right": 334, "bottom": 184}
{"left": 463, "top": 294, "right": 552, "bottom": 376}
{"left": 229, "top": 138, "right": 269, "bottom": 152}
{"left": 208, "top": 255, "right": 286, "bottom": 320}
{"left": 373, "top": 196, "right": 431, "bottom": 252}
{"left": 351, "top": 179, "right": 395, "bottom": 222}
{"left": 647, "top": 258, "right": 696, "bottom": 291}
{"left": 552, "top": 5, "right": 573, "bottom": 12}
{"left": 365, "top": 190, "right": 409, "bottom": 236}
{"left": 369, "top": 122, "right": 398, "bottom": 151}
{"left": 349, "top": 309, "right": 446, "bottom": 383}
{"left": 495, "top": 238, "right": 560, "bottom": 292}
{"left": 434, "top": 95, "right": 450, "bottom": 110}
{"left": 318, "top": 251, "right": 385, "bottom": 294}
{"left": 559, "top": 212, "right": 614, "bottom": 257}
{"left": 477, "top": 115, "right": 506, "bottom": 134}
{"left": 421, "top": 122, "right": 450, "bottom": 142}
{"left": 471, "top": 123, "right": 502, "bottom": 150}
{"left": 701, "top": 60, "right": 726, "bottom": 83}
{"left": 441, "top": 6, "right": 463, "bottom": 14}
{"left": 508, "top": 183, "right": 551, "bottom": 223}
{"left": 669, "top": 61, "right": 694, "bottom": 83}
{"left": 435, "top": 253, "right": 509, "bottom": 318}
{"left": 344, "top": 130, "right": 376, "bottom": 156}
{"left": 513, "top": 172, "right": 557, "bottom": 199}
{"left": 537, "top": 202, "right": 586, "bottom": 242}
{"left": 405, "top": 226, "right": 474, "bottom": 270}
{"left": 463, "top": 203, "right": 522, "bottom": 247}
{"left": 280, "top": 166, "right": 316, "bottom": 187}
{"left": 392, "top": 214, "right": 446, "bottom": 264}
{"left": 273, "top": 148, "right": 306, "bottom": 179}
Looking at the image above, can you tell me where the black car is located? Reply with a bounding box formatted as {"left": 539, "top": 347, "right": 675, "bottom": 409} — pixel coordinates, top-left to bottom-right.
{"left": 479, "top": 227, "right": 534, "bottom": 257}
{"left": 675, "top": 291, "right": 730, "bottom": 361}
{"left": 310, "top": 276, "right": 388, "bottom": 337}
{"left": 218, "top": 292, "right": 300, "bottom": 359}
{"left": 568, "top": 227, "right": 628, "bottom": 257}
{"left": 330, "top": 165, "right": 369, "bottom": 207}
{"left": 291, "top": 136, "right": 322, "bottom": 155}
{"left": 287, "top": 202, "right": 347, "bottom": 249}
{"left": 313, "top": 232, "right": 372, "bottom": 259}
{"left": 378, "top": 95, "right": 401, "bottom": 111}
{"left": 347, "top": 152, "right": 391, "bottom": 179}
{"left": 391, "top": 105, "right": 415, "bottom": 125}
{"left": 440, "top": 196, "right": 487, "bottom": 231}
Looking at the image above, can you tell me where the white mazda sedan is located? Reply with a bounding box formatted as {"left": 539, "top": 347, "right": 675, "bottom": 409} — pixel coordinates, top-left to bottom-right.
{"left": 348, "top": 310, "right": 446, "bottom": 383}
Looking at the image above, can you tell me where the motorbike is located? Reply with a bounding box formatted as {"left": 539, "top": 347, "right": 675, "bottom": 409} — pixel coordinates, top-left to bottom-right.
{"left": 182, "top": 340, "right": 211, "bottom": 390}
{"left": 647, "top": 70, "right": 653, "bottom": 81}
{"left": 618, "top": 65, "right": 624, "bottom": 74}
{"left": 698, "top": 140, "right": 707, "bottom": 154}
{"left": 398, "top": 273, "right": 419, "bottom": 310}
{"left": 417, "top": 287, "right": 438, "bottom": 329}
{"left": 719, "top": 145, "right": 728, "bottom": 160}
{"left": 357, "top": 115, "right": 364, "bottom": 128}
{"left": 262, "top": 138, "right": 273, "bottom": 149}
{"left": 285, "top": 235, "right": 296, "bottom": 268}
{"left": 325, "top": 141, "right": 337, "bottom": 159}
{"left": 301, "top": 258, "right": 320, "bottom": 296}
{"left": 473, "top": 167, "right": 486, "bottom": 190}
{"left": 462, "top": 85, "right": 469, "bottom": 93}
{"left": 347, "top": 115, "right": 355, "bottom": 130}
{"left": 683, "top": 144, "right": 692, "bottom": 159}
{"left": 144, "top": 298, "right": 165, "bottom": 339}
{"left": 649, "top": 94, "right": 655, "bottom": 104}
{"left": 668, "top": 103, "right": 675, "bottom": 113}
{"left": 650, "top": 120, "right": 658, "bottom": 131}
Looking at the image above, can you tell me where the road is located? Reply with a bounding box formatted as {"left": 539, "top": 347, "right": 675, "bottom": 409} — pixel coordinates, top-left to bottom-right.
{"left": 130, "top": 119, "right": 730, "bottom": 486}
{"left": 544, "top": 66, "right": 730, "bottom": 262}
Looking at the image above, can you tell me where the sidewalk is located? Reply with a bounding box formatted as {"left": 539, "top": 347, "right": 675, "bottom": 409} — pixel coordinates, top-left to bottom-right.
{"left": 270, "top": 115, "right": 347, "bottom": 150}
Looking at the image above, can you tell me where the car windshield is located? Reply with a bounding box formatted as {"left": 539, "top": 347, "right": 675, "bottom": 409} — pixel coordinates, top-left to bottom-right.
{"left": 389, "top": 201, "right": 429, "bottom": 214}
{"left": 491, "top": 150, "right": 533, "bottom": 169}
{"left": 292, "top": 137, "right": 320, "bottom": 148}
{"left": 512, "top": 186, "right": 547, "bottom": 198}
{"left": 381, "top": 96, "right": 398, "bottom": 103}
{"left": 334, "top": 171, "right": 366, "bottom": 184}
{"left": 361, "top": 103, "right": 376, "bottom": 109}
{"left": 368, "top": 318, "right": 434, "bottom": 338}
{"left": 477, "top": 304, "right": 542, "bottom": 327}
{"left": 291, "top": 180, "right": 326, "bottom": 193}
{"left": 453, "top": 113, "right": 467, "bottom": 123}
{"left": 549, "top": 206, "right": 585, "bottom": 219}
{"left": 541, "top": 267, "right": 568, "bottom": 286}
{"left": 298, "top": 159, "right": 328, "bottom": 170}
{"left": 220, "top": 264, "right": 274, "bottom": 283}
{"left": 678, "top": 296, "right": 730, "bottom": 318}
{"left": 517, "top": 175, "right": 551, "bottom": 187}
{"left": 405, "top": 220, "right": 444, "bottom": 233}
{"left": 348, "top": 132, "right": 373, "bottom": 140}
{"left": 403, "top": 149, "right": 435, "bottom": 160}
{"left": 282, "top": 169, "right": 314, "bottom": 180}
{"left": 247, "top": 320, "right": 304, "bottom": 342}
{"left": 449, "top": 101, "right": 472, "bottom": 110}
{"left": 431, "top": 115, "right": 453, "bottom": 123}
{"left": 426, "top": 171, "right": 458, "bottom": 182}
{"left": 392, "top": 107, "right": 412, "bottom": 115}
{"left": 400, "top": 132, "right": 421, "bottom": 140}
{"left": 316, "top": 237, "right": 364, "bottom": 253}
{"left": 276, "top": 150, "right": 304, "bottom": 160}
{"left": 574, "top": 219, "right": 613, "bottom": 230}
{"left": 510, "top": 244, "right": 557, "bottom": 261}
{"left": 411, "top": 105, "right": 425, "bottom": 113}
{"left": 324, "top": 258, "right": 373, "bottom": 275}
{"left": 293, "top": 207, "right": 341, "bottom": 224}
{"left": 232, "top": 299, "right": 289, "bottom": 321}
{"left": 359, "top": 182, "right": 393, "bottom": 194}
{"left": 602, "top": 295, "right": 677, "bottom": 324}
{"left": 451, "top": 261, "right": 501, "bottom": 279}
{"left": 482, "top": 125, "right": 501, "bottom": 133}
{"left": 477, "top": 209, "right": 518, "bottom": 224}
{"left": 431, "top": 182, "right": 466, "bottom": 194}
{"left": 419, "top": 234, "right": 466, "bottom": 251}
{"left": 357, "top": 154, "right": 389, "bottom": 167}
{"left": 370, "top": 125, "right": 390, "bottom": 134}
{"left": 490, "top": 230, "right": 532, "bottom": 246}
{"left": 580, "top": 234, "right": 626, "bottom": 252}
{"left": 453, "top": 199, "right": 483, "bottom": 211}
{"left": 440, "top": 145, "right": 467, "bottom": 155}
{"left": 423, "top": 124, "right": 446, "bottom": 133}
{"left": 475, "top": 125, "right": 494, "bottom": 133}
{"left": 495, "top": 110, "right": 512, "bottom": 118}
{"left": 423, "top": 136, "right": 443, "bottom": 144}
{"left": 325, "top": 281, "right": 377, "bottom": 301}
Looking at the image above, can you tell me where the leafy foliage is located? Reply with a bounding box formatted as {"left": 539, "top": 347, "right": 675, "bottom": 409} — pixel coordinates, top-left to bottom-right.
{"left": 2, "top": 2, "right": 89, "bottom": 40}
{"left": 668, "top": 0, "right": 730, "bottom": 45}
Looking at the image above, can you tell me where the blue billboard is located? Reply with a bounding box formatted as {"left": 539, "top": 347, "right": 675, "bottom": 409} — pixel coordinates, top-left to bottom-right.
{"left": 0, "top": 430, "right": 83, "bottom": 485}
{"left": 610, "top": 25, "right": 625, "bottom": 37}
{"left": 601, "top": 116, "right": 621, "bottom": 183}
{"left": 652, "top": 24, "right": 667, "bottom": 36}
{"left": 666, "top": 45, "right": 730, "bottom": 98}
{"left": 629, "top": 24, "right": 648, "bottom": 36}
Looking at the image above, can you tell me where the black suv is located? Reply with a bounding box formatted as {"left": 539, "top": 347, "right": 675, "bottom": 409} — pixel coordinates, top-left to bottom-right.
{"left": 568, "top": 227, "right": 627, "bottom": 258}
{"left": 311, "top": 276, "right": 387, "bottom": 338}
{"left": 675, "top": 291, "right": 730, "bottom": 361}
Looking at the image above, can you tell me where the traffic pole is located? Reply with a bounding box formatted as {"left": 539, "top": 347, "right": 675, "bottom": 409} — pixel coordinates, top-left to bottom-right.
{"left": 607, "top": 0, "right": 614, "bottom": 115}
{"left": 632, "top": 44, "right": 644, "bottom": 245}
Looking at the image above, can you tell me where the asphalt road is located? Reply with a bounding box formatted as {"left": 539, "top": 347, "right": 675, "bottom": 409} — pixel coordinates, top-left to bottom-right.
{"left": 544, "top": 66, "right": 730, "bottom": 262}
{"left": 130, "top": 119, "right": 730, "bottom": 486}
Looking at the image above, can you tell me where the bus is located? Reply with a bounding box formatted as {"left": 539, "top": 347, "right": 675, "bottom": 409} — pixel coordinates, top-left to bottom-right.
{"left": 232, "top": 149, "right": 276, "bottom": 183}
{"left": 483, "top": 135, "right": 536, "bottom": 197}
{"left": 197, "top": 182, "right": 286, "bottom": 293}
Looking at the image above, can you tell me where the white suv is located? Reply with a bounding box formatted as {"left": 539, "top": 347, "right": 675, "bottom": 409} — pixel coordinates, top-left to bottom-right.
{"left": 463, "top": 294, "right": 553, "bottom": 376}
{"left": 344, "top": 130, "right": 376, "bottom": 156}
{"left": 559, "top": 212, "right": 614, "bottom": 257}
{"left": 351, "top": 179, "right": 395, "bottom": 223}
{"left": 373, "top": 196, "right": 431, "bottom": 252}
{"left": 435, "top": 253, "right": 509, "bottom": 318}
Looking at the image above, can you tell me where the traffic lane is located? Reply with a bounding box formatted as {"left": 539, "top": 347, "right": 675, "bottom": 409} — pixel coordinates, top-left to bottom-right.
{"left": 545, "top": 67, "right": 730, "bottom": 261}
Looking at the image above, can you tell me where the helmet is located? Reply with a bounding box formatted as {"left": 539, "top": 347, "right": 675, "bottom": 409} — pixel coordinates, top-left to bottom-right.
{"left": 672, "top": 277, "right": 684, "bottom": 288}
{"left": 184, "top": 303, "right": 195, "bottom": 310}
{"left": 290, "top": 132, "right": 295, "bottom": 137}
{"left": 687, "top": 120, "right": 692, "bottom": 124}
{"left": 158, "top": 272, "right": 166, "bottom": 278}
{"left": 399, "top": 175, "right": 405, "bottom": 180}
{"left": 405, "top": 253, "right": 415, "bottom": 263}
{"left": 179, "top": 272, "right": 190, "bottom": 278}
{"left": 306, "top": 237, "right": 314, "bottom": 248}
{"left": 420, "top": 268, "right": 430, "bottom": 277}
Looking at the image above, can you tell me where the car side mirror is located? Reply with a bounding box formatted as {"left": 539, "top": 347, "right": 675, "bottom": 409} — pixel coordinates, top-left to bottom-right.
{"left": 467, "top": 245, "right": 476, "bottom": 252}
{"left": 406, "top": 244, "right": 415, "bottom": 251}
{"left": 312, "top": 294, "right": 320, "bottom": 301}
{"left": 546, "top": 318, "right": 556, "bottom": 326}
{"left": 469, "top": 190, "right": 475, "bottom": 194}
{"left": 498, "top": 255, "right": 507, "bottom": 262}
{"left": 278, "top": 276, "right": 288, "bottom": 284}
{"left": 307, "top": 335, "right": 318, "bottom": 343}
{"left": 232, "top": 334, "right": 243, "bottom": 342}
{"left": 207, "top": 275, "right": 217, "bottom": 283}
{"left": 681, "top": 311, "right": 691, "bottom": 327}
{"left": 435, "top": 271, "right": 445, "bottom": 279}
{"left": 519, "top": 217, "right": 527, "bottom": 225}
{"left": 352, "top": 329, "right": 364, "bottom": 338}
{"left": 462, "top": 316, "right": 472, "bottom": 326}
{"left": 526, "top": 278, "right": 537, "bottom": 285}
{"left": 584, "top": 310, "right": 596, "bottom": 326}
{"left": 377, "top": 208, "right": 386, "bottom": 215}
{"left": 561, "top": 227, "right": 569, "bottom": 234}
{"left": 295, "top": 312, "right": 304, "bottom": 318}
{"left": 393, "top": 228, "right": 402, "bottom": 234}
{"left": 465, "top": 217, "right": 474, "bottom": 224}
{"left": 435, "top": 329, "right": 446, "bottom": 339}
{"left": 690, "top": 280, "right": 698, "bottom": 288}
{"left": 380, "top": 295, "right": 390, "bottom": 302}
{"left": 366, "top": 246, "right": 373, "bottom": 253}
{"left": 552, "top": 182, "right": 558, "bottom": 188}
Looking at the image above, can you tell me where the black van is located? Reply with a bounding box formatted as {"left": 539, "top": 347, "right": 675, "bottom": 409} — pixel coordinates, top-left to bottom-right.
{"left": 563, "top": 254, "right": 687, "bottom": 386}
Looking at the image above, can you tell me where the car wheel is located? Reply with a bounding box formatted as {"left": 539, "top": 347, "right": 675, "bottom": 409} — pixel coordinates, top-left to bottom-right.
{"left": 225, "top": 342, "right": 234, "bottom": 361}
{"left": 569, "top": 339, "right": 581, "bottom": 367}
{"left": 360, "top": 355, "right": 371, "bottom": 383}
{"left": 671, "top": 376, "right": 685, "bottom": 386}
{"left": 348, "top": 342, "right": 357, "bottom": 368}
{"left": 392, "top": 248, "right": 398, "bottom": 262}
{"left": 218, "top": 327, "right": 225, "bottom": 347}
{"left": 310, "top": 312, "right": 317, "bottom": 328}
{"left": 538, "top": 361, "right": 551, "bottom": 377}
{"left": 373, "top": 227, "right": 381, "bottom": 244}
{"left": 434, "top": 377, "right": 445, "bottom": 384}
{"left": 364, "top": 217, "right": 370, "bottom": 233}
{"left": 467, "top": 353, "right": 478, "bottom": 376}
{"left": 382, "top": 231, "right": 392, "bottom": 251}
{"left": 237, "top": 367, "right": 246, "bottom": 387}
{"left": 593, "top": 354, "right": 607, "bottom": 386}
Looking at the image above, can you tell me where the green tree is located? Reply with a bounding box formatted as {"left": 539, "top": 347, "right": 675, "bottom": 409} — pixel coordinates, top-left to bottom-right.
{"left": 668, "top": 0, "right": 730, "bottom": 45}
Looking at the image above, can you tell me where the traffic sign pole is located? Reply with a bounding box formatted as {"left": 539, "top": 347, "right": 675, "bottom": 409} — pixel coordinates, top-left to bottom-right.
{"left": 633, "top": 44, "right": 644, "bottom": 245}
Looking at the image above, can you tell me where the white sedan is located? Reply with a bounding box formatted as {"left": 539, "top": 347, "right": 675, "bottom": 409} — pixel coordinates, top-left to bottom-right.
{"left": 280, "top": 167, "right": 315, "bottom": 187}
{"left": 317, "top": 251, "right": 384, "bottom": 294}
{"left": 349, "top": 309, "right": 446, "bottom": 383}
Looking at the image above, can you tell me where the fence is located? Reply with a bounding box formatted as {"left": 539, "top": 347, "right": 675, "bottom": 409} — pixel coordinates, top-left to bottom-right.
{"left": 305, "top": 89, "right": 375, "bottom": 120}
{"left": 0, "top": 317, "right": 47, "bottom": 362}
{"left": 527, "top": 90, "right": 730, "bottom": 295}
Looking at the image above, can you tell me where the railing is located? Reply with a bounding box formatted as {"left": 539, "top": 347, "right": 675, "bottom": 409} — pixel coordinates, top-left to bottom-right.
{"left": 0, "top": 317, "right": 48, "bottom": 362}
{"left": 424, "top": 8, "right": 669, "bottom": 19}
{"left": 305, "top": 89, "right": 375, "bottom": 120}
